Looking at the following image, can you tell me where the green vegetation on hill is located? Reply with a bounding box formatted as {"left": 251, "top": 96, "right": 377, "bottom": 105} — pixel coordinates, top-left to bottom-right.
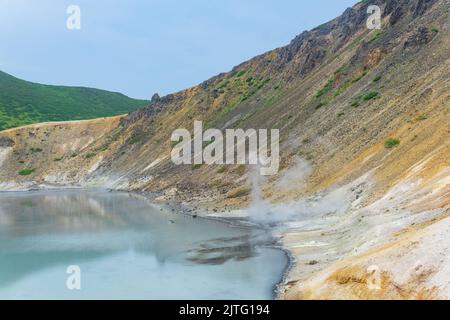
{"left": 0, "top": 71, "right": 149, "bottom": 131}
{"left": 384, "top": 138, "right": 400, "bottom": 149}
{"left": 18, "top": 168, "right": 34, "bottom": 176}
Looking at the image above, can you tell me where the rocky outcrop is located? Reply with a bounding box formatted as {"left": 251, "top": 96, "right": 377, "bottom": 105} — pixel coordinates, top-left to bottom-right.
{"left": 151, "top": 93, "right": 161, "bottom": 103}
{"left": 404, "top": 27, "right": 438, "bottom": 48}
{"left": 412, "top": 0, "right": 438, "bottom": 18}
{"left": 0, "top": 135, "right": 14, "bottom": 147}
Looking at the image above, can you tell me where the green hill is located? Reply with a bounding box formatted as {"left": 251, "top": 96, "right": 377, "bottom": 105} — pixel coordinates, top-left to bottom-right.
{"left": 0, "top": 70, "right": 149, "bottom": 131}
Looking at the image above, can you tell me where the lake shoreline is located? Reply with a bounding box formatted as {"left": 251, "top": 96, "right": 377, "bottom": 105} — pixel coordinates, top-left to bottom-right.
{"left": 0, "top": 186, "right": 292, "bottom": 300}
{"left": 113, "top": 188, "right": 295, "bottom": 300}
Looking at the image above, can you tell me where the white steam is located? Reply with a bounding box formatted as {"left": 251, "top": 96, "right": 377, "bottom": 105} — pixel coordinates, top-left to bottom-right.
{"left": 276, "top": 156, "right": 312, "bottom": 189}
{"left": 248, "top": 158, "right": 353, "bottom": 224}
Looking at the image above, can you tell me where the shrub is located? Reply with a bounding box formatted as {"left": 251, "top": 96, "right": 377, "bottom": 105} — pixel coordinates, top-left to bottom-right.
{"left": 85, "top": 152, "right": 97, "bottom": 159}
{"left": 384, "top": 138, "right": 400, "bottom": 149}
{"left": 53, "top": 157, "right": 63, "bottom": 162}
{"left": 368, "top": 30, "right": 383, "bottom": 43}
{"left": 337, "top": 112, "right": 345, "bottom": 118}
{"left": 351, "top": 101, "right": 360, "bottom": 108}
{"left": 315, "top": 80, "right": 333, "bottom": 98}
{"left": 335, "top": 66, "right": 347, "bottom": 75}
{"left": 351, "top": 71, "right": 367, "bottom": 83}
{"left": 18, "top": 168, "right": 34, "bottom": 176}
{"left": 256, "top": 78, "right": 270, "bottom": 90}
{"left": 363, "top": 91, "right": 379, "bottom": 101}
{"left": 315, "top": 102, "right": 327, "bottom": 110}
{"left": 95, "top": 144, "right": 109, "bottom": 152}
{"left": 416, "top": 114, "right": 428, "bottom": 121}
{"left": 129, "top": 135, "right": 142, "bottom": 145}
{"left": 373, "top": 75, "right": 382, "bottom": 82}
{"left": 30, "top": 147, "right": 43, "bottom": 153}
{"left": 431, "top": 28, "right": 439, "bottom": 33}
{"left": 217, "top": 80, "right": 229, "bottom": 89}
{"left": 236, "top": 70, "right": 246, "bottom": 77}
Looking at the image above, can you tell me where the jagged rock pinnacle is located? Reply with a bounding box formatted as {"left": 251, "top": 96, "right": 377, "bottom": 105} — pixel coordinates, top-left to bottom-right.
{"left": 151, "top": 93, "right": 160, "bottom": 103}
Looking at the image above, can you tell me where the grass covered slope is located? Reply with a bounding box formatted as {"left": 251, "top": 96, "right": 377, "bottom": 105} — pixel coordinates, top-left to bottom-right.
{"left": 0, "top": 70, "right": 148, "bottom": 130}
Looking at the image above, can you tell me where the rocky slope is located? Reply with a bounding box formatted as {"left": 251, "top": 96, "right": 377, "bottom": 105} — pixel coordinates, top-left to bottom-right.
{"left": 0, "top": 0, "right": 449, "bottom": 299}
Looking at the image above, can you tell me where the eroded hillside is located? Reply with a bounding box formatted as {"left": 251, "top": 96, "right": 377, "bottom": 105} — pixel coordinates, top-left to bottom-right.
{"left": 0, "top": 0, "right": 449, "bottom": 299}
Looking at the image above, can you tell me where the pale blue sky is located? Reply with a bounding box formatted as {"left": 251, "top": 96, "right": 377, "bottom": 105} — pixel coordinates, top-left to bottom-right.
{"left": 0, "top": 0, "right": 356, "bottom": 99}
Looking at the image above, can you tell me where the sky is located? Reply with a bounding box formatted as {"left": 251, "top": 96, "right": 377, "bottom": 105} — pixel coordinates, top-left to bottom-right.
{"left": 0, "top": 0, "right": 357, "bottom": 99}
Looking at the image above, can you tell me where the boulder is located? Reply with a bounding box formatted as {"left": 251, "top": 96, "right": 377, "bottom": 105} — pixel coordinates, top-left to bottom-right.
{"left": 0, "top": 135, "right": 14, "bottom": 148}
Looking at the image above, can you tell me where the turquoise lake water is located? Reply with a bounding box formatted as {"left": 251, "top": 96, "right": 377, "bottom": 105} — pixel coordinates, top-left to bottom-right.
{"left": 0, "top": 190, "right": 286, "bottom": 299}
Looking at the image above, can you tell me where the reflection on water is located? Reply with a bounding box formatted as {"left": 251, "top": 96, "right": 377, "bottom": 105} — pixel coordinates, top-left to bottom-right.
{"left": 188, "top": 235, "right": 261, "bottom": 265}
{"left": 0, "top": 189, "right": 286, "bottom": 299}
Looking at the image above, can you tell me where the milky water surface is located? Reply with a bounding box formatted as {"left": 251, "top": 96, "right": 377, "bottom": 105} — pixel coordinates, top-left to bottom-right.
{"left": 0, "top": 190, "right": 287, "bottom": 299}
